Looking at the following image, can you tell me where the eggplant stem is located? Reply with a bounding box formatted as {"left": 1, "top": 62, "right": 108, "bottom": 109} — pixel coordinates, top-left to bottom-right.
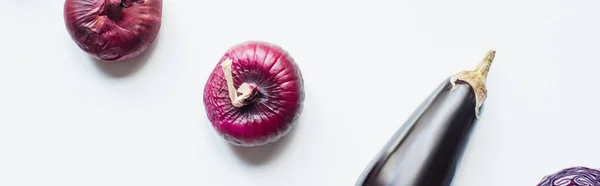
{"left": 220, "top": 59, "right": 256, "bottom": 107}
{"left": 474, "top": 50, "right": 496, "bottom": 83}
{"left": 450, "top": 49, "right": 496, "bottom": 119}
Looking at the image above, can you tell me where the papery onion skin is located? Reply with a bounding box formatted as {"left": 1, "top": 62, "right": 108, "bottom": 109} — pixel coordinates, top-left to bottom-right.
{"left": 64, "top": 0, "right": 162, "bottom": 62}
{"left": 203, "top": 41, "right": 305, "bottom": 147}
{"left": 537, "top": 167, "right": 600, "bottom": 186}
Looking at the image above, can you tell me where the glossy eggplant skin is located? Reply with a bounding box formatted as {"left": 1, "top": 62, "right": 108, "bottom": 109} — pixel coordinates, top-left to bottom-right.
{"left": 356, "top": 78, "right": 479, "bottom": 186}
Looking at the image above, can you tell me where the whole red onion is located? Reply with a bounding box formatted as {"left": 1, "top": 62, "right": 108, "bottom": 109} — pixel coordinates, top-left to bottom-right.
{"left": 64, "top": 0, "right": 162, "bottom": 62}
{"left": 203, "top": 41, "right": 305, "bottom": 147}
{"left": 537, "top": 167, "right": 600, "bottom": 186}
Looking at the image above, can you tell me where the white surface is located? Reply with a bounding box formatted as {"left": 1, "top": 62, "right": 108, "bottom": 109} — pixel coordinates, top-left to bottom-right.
{"left": 1, "top": 0, "right": 599, "bottom": 185}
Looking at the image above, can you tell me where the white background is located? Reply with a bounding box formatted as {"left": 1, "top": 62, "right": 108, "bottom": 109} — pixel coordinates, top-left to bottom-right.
{"left": 1, "top": 0, "right": 599, "bottom": 185}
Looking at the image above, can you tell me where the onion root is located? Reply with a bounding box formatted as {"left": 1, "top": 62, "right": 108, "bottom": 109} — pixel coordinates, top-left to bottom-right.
{"left": 221, "top": 59, "right": 260, "bottom": 107}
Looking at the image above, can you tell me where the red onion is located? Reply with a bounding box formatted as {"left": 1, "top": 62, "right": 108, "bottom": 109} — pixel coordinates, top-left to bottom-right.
{"left": 203, "top": 41, "right": 305, "bottom": 147}
{"left": 64, "top": 0, "right": 162, "bottom": 62}
{"left": 537, "top": 167, "right": 600, "bottom": 186}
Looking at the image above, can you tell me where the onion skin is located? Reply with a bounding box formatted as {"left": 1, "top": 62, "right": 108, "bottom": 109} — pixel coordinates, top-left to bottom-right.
{"left": 64, "top": 0, "right": 162, "bottom": 62}
{"left": 203, "top": 41, "right": 304, "bottom": 147}
{"left": 537, "top": 167, "right": 600, "bottom": 186}
{"left": 356, "top": 50, "right": 496, "bottom": 186}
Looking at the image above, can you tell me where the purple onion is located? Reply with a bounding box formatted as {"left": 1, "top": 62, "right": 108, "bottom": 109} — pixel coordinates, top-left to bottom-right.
{"left": 538, "top": 167, "right": 600, "bottom": 186}
{"left": 64, "top": 0, "right": 162, "bottom": 62}
{"left": 203, "top": 41, "right": 305, "bottom": 147}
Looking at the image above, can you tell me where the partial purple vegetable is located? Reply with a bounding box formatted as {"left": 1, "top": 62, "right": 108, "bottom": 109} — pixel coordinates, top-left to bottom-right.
{"left": 64, "top": 0, "right": 162, "bottom": 62}
{"left": 203, "top": 41, "right": 304, "bottom": 147}
{"left": 537, "top": 167, "right": 600, "bottom": 186}
{"left": 356, "top": 50, "right": 497, "bottom": 186}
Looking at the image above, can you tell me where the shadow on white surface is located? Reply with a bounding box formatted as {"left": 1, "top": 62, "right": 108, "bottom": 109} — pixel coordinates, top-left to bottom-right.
{"left": 228, "top": 120, "right": 301, "bottom": 166}
{"left": 92, "top": 34, "right": 161, "bottom": 78}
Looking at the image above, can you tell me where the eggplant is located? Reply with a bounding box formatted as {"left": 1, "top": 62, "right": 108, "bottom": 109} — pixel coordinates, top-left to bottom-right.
{"left": 356, "top": 50, "right": 497, "bottom": 186}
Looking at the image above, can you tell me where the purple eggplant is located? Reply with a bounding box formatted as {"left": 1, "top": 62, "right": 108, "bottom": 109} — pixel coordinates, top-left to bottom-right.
{"left": 356, "top": 50, "right": 497, "bottom": 186}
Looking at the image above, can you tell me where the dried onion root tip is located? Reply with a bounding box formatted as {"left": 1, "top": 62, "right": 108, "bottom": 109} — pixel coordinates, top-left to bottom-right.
{"left": 220, "top": 59, "right": 261, "bottom": 107}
